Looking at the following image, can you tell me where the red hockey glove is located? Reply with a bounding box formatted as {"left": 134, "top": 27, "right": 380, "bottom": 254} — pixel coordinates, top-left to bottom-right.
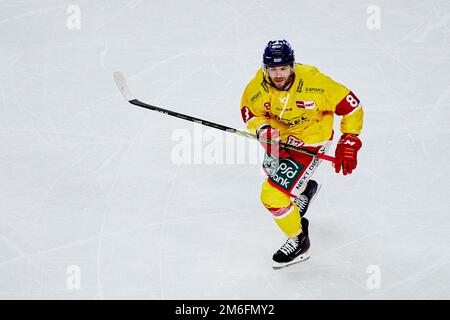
{"left": 257, "top": 126, "right": 290, "bottom": 158}
{"left": 334, "top": 133, "right": 362, "bottom": 175}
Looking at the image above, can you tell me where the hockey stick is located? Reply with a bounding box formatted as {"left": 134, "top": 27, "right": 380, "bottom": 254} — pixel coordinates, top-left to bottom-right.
{"left": 113, "top": 72, "right": 335, "bottom": 162}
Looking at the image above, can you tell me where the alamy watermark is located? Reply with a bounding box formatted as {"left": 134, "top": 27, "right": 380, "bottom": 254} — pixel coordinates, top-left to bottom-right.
{"left": 66, "top": 5, "right": 81, "bottom": 30}
{"left": 66, "top": 265, "right": 82, "bottom": 290}
{"left": 366, "top": 264, "right": 381, "bottom": 289}
{"left": 366, "top": 5, "right": 381, "bottom": 30}
{"left": 170, "top": 122, "right": 267, "bottom": 165}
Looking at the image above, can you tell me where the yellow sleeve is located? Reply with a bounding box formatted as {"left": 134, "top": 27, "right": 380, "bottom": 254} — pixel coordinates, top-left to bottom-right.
{"left": 340, "top": 107, "right": 364, "bottom": 135}
{"left": 240, "top": 82, "right": 270, "bottom": 134}
{"left": 315, "top": 69, "right": 364, "bottom": 135}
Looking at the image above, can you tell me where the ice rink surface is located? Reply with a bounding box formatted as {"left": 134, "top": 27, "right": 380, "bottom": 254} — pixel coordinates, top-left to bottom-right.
{"left": 0, "top": 0, "right": 449, "bottom": 299}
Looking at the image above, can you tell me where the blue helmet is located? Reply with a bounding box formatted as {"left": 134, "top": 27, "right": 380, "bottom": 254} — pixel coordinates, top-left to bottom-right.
{"left": 263, "top": 40, "right": 295, "bottom": 69}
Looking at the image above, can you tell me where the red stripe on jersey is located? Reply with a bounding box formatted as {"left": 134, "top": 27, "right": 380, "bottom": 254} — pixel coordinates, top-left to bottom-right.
{"left": 335, "top": 91, "right": 360, "bottom": 116}
{"left": 267, "top": 205, "right": 293, "bottom": 218}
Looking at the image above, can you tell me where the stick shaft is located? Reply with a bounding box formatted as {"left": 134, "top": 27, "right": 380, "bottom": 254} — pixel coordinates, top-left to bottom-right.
{"left": 129, "top": 99, "right": 335, "bottom": 162}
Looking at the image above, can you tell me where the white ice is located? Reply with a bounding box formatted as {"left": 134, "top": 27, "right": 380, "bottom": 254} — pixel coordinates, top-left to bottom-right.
{"left": 0, "top": 0, "right": 449, "bottom": 299}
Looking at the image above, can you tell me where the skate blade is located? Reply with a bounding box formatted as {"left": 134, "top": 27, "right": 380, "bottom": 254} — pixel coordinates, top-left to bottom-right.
{"left": 272, "top": 252, "right": 310, "bottom": 270}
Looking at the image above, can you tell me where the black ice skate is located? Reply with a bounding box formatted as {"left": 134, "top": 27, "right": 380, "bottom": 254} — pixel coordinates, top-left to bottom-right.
{"left": 272, "top": 218, "right": 310, "bottom": 269}
{"left": 294, "top": 180, "right": 321, "bottom": 217}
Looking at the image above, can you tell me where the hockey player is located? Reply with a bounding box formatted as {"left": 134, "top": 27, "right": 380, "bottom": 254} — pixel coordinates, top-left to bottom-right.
{"left": 240, "top": 40, "right": 364, "bottom": 269}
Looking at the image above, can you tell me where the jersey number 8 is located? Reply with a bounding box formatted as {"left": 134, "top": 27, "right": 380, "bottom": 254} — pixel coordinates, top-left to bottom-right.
{"left": 346, "top": 94, "right": 359, "bottom": 107}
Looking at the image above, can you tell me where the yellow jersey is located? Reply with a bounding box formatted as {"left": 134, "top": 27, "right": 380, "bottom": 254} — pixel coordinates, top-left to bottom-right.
{"left": 240, "top": 64, "right": 363, "bottom": 147}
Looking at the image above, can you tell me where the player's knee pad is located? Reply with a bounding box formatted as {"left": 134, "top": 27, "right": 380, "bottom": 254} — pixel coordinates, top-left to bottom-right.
{"left": 261, "top": 179, "right": 289, "bottom": 202}
{"left": 260, "top": 180, "right": 294, "bottom": 219}
{"left": 260, "top": 180, "right": 302, "bottom": 237}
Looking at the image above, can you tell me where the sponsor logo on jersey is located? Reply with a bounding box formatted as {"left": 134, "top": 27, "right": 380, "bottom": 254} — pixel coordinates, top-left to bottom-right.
{"left": 261, "top": 80, "right": 270, "bottom": 93}
{"left": 250, "top": 91, "right": 262, "bottom": 103}
{"left": 275, "top": 107, "right": 293, "bottom": 112}
{"left": 343, "top": 140, "right": 356, "bottom": 146}
{"left": 291, "top": 144, "right": 328, "bottom": 195}
{"left": 275, "top": 107, "right": 292, "bottom": 112}
{"left": 264, "top": 102, "right": 271, "bottom": 111}
{"left": 287, "top": 135, "right": 304, "bottom": 148}
{"left": 295, "top": 100, "right": 316, "bottom": 109}
{"left": 278, "top": 116, "right": 310, "bottom": 127}
{"left": 241, "top": 106, "right": 255, "bottom": 124}
{"left": 305, "top": 87, "right": 325, "bottom": 94}
{"left": 296, "top": 79, "right": 304, "bottom": 93}
{"left": 267, "top": 158, "right": 304, "bottom": 191}
{"left": 293, "top": 156, "right": 320, "bottom": 193}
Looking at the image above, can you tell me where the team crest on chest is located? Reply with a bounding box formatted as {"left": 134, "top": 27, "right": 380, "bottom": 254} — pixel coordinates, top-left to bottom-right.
{"left": 279, "top": 97, "right": 288, "bottom": 104}
{"left": 295, "top": 100, "right": 316, "bottom": 110}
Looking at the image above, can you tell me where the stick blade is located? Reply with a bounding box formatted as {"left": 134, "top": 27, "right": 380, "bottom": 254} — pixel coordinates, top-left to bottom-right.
{"left": 113, "top": 71, "right": 135, "bottom": 101}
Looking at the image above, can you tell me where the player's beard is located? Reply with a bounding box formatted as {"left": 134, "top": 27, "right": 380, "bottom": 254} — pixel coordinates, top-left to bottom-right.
{"left": 270, "top": 73, "right": 295, "bottom": 91}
